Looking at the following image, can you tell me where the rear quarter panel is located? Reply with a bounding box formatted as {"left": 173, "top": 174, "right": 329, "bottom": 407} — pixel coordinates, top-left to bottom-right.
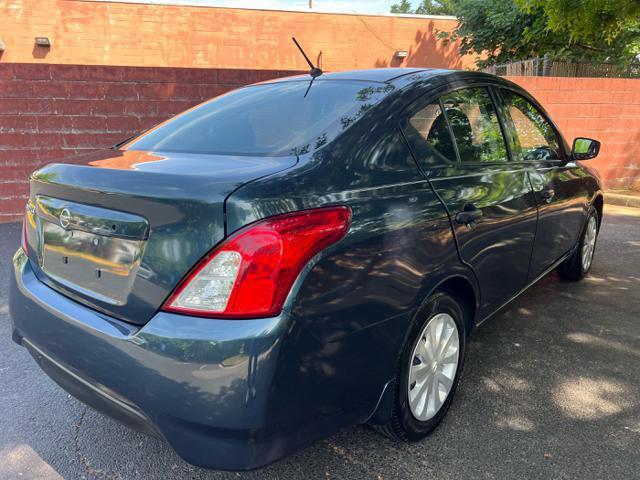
{"left": 225, "top": 108, "right": 475, "bottom": 432}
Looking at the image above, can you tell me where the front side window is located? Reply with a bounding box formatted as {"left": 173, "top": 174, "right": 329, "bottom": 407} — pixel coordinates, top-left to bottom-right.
{"left": 441, "top": 88, "right": 508, "bottom": 164}
{"left": 500, "top": 89, "right": 562, "bottom": 161}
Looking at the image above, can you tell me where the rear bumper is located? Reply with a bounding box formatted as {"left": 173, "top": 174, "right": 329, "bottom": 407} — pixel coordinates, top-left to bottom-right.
{"left": 9, "top": 248, "right": 289, "bottom": 470}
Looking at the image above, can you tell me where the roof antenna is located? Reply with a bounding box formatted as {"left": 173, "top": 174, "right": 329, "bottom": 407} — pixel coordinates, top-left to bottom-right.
{"left": 292, "top": 37, "right": 323, "bottom": 78}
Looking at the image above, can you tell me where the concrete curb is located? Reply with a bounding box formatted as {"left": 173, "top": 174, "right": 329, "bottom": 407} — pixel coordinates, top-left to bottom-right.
{"left": 606, "top": 192, "right": 640, "bottom": 209}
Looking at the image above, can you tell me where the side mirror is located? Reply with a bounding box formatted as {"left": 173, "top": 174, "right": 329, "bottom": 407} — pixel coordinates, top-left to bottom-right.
{"left": 572, "top": 137, "right": 600, "bottom": 160}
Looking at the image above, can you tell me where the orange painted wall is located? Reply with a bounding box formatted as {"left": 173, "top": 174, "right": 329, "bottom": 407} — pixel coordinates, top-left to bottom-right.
{"left": 0, "top": 0, "right": 474, "bottom": 70}
{"left": 508, "top": 76, "right": 640, "bottom": 190}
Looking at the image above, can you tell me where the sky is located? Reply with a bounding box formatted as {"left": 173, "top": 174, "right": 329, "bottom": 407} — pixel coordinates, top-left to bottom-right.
{"left": 109, "top": 0, "right": 403, "bottom": 15}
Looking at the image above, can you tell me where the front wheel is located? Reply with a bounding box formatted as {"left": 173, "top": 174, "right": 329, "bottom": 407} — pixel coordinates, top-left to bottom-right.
{"left": 557, "top": 208, "right": 599, "bottom": 281}
{"left": 375, "top": 291, "right": 466, "bottom": 441}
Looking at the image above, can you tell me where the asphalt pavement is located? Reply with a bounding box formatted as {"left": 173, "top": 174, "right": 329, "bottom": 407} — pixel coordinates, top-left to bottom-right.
{"left": 1, "top": 205, "right": 639, "bottom": 480}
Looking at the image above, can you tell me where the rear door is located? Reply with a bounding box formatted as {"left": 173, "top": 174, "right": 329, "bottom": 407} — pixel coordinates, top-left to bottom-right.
{"left": 495, "top": 88, "right": 588, "bottom": 279}
{"left": 403, "top": 86, "right": 538, "bottom": 316}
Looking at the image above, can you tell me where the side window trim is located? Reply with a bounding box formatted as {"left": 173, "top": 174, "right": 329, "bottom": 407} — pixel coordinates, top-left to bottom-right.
{"left": 497, "top": 86, "right": 568, "bottom": 163}
{"left": 438, "top": 97, "right": 462, "bottom": 163}
{"left": 488, "top": 86, "right": 518, "bottom": 164}
{"left": 440, "top": 86, "right": 510, "bottom": 166}
{"left": 399, "top": 80, "right": 522, "bottom": 169}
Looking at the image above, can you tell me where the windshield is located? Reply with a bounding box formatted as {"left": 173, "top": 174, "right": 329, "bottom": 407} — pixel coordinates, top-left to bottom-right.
{"left": 125, "top": 80, "right": 395, "bottom": 157}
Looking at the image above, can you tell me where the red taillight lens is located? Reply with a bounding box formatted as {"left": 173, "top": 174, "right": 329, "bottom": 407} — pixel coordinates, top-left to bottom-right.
{"left": 162, "top": 206, "right": 352, "bottom": 319}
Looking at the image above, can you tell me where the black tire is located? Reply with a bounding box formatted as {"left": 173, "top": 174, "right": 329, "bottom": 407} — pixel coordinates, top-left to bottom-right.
{"left": 557, "top": 207, "right": 599, "bottom": 281}
{"left": 375, "top": 291, "right": 467, "bottom": 442}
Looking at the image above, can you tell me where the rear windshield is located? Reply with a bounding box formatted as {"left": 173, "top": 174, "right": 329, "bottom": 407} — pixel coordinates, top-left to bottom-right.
{"left": 125, "top": 80, "right": 394, "bottom": 156}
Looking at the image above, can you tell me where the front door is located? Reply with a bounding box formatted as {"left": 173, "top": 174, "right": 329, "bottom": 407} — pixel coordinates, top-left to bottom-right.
{"left": 496, "top": 88, "right": 588, "bottom": 279}
{"left": 403, "top": 86, "right": 538, "bottom": 316}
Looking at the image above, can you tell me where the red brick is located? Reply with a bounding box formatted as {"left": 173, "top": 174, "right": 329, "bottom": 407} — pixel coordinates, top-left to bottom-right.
{"left": 37, "top": 115, "right": 74, "bottom": 132}
{"left": 0, "top": 162, "right": 39, "bottom": 177}
{"left": 624, "top": 79, "right": 640, "bottom": 92}
{"left": 0, "top": 132, "right": 63, "bottom": 149}
{"left": 0, "top": 98, "right": 56, "bottom": 114}
{"left": 62, "top": 132, "right": 123, "bottom": 149}
{"left": 161, "top": 100, "right": 197, "bottom": 114}
{"left": 0, "top": 64, "right": 15, "bottom": 80}
{"left": 104, "top": 115, "right": 140, "bottom": 132}
{"left": 200, "top": 84, "right": 230, "bottom": 99}
{"left": 71, "top": 115, "right": 108, "bottom": 132}
{"left": 218, "top": 69, "right": 251, "bottom": 85}
{"left": 126, "top": 101, "right": 168, "bottom": 116}
{"left": 121, "top": 67, "right": 164, "bottom": 83}
{"left": 103, "top": 83, "right": 139, "bottom": 101}
{"left": 171, "top": 83, "right": 204, "bottom": 100}
{"left": 49, "top": 64, "right": 87, "bottom": 82}
{"left": 0, "top": 81, "right": 34, "bottom": 98}
{"left": 12, "top": 64, "right": 52, "bottom": 81}
{"left": 0, "top": 150, "right": 42, "bottom": 163}
{"left": 138, "top": 116, "right": 170, "bottom": 130}
{"left": 66, "top": 82, "right": 106, "bottom": 100}
{"left": 0, "top": 115, "right": 38, "bottom": 132}
{"left": 0, "top": 196, "right": 31, "bottom": 216}
{"left": 32, "top": 82, "right": 70, "bottom": 99}
{"left": 92, "top": 100, "right": 128, "bottom": 116}
{"left": 137, "top": 83, "right": 177, "bottom": 101}
{"left": 54, "top": 98, "right": 96, "bottom": 115}
{"left": 171, "top": 68, "right": 219, "bottom": 84}
{"left": 77, "top": 65, "right": 125, "bottom": 83}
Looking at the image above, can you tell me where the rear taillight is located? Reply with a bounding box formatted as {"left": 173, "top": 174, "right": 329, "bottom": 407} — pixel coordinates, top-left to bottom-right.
{"left": 162, "top": 206, "right": 352, "bottom": 319}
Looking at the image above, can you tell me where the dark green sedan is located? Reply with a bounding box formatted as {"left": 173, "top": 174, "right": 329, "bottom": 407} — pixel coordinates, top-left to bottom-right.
{"left": 9, "top": 68, "right": 603, "bottom": 470}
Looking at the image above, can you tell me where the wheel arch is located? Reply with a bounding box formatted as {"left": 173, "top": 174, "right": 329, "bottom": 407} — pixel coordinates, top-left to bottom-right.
{"left": 592, "top": 193, "right": 604, "bottom": 229}
{"left": 429, "top": 273, "right": 479, "bottom": 337}
{"left": 367, "top": 271, "right": 478, "bottom": 426}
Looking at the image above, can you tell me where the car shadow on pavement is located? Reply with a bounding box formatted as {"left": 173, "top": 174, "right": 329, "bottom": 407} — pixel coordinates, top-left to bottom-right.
{"left": 1, "top": 205, "right": 639, "bottom": 480}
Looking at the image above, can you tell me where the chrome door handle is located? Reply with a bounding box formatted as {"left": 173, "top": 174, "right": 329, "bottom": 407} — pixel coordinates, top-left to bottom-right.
{"left": 540, "top": 188, "right": 555, "bottom": 203}
{"left": 455, "top": 205, "right": 483, "bottom": 225}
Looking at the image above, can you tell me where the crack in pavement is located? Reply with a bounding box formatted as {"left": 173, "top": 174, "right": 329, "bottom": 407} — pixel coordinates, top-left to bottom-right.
{"left": 73, "top": 407, "right": 121, "bottom": 480}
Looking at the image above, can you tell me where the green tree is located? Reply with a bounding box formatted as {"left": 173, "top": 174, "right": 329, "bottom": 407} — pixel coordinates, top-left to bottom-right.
{"left": 518, "top": 0, "right": 640, "bottom": 60}
{"left": 438, "top": 0, "right": 639, "bottom": 67}
{"left": 391, "top": 0, "right": 455, "bottom": 16}
{"left": 390, "top": 0, "right": 412, "bottom": 13}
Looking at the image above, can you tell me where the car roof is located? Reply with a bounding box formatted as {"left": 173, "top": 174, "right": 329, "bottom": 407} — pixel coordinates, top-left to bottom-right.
{"left": 315, "top": 68, "right": 431, "bottom": 82}
{"left": 259, "top": 68, "right": 458, "bottom": 85}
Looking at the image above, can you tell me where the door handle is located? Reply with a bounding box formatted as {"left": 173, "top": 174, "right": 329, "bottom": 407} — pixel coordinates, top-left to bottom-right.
{"left": 540, "top": 188, "right": 555, "bottom": 203}
{"left": 455, "top": 204, "right": 483, "bottom": 225}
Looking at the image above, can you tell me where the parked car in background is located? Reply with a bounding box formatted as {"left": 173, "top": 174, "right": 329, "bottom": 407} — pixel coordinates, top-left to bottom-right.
{"left": 9, "top": 68, "right": 602, "bottom": 470}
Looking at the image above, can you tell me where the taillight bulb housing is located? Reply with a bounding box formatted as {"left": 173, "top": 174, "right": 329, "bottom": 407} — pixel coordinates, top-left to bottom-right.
{"left": 162, "top": 206, "right": 351, "bottom": 319}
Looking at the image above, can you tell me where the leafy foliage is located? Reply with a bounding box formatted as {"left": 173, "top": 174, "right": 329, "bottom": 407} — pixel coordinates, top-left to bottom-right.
{"left": 390, "top": 0, "right": 455, "bottom": 16}
{"left": 517, "top": 0, "right": 640, "bottom": 61}
{"left": 394, "top": 0, "right": 640, "bottom": 67}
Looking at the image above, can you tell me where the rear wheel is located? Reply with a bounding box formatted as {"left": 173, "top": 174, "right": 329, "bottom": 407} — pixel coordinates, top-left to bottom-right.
{"left": 375, "top": 291, "right": 466, "bottom": 441}
{"left": 557, "top": 207, "right": 599, "bottom": 281}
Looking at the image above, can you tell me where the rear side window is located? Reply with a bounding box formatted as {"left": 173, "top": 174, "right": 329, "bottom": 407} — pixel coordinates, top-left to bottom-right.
{"left": 125, "top": 81, "right": 392, "bottom": 156}
{"left": 441, "top": 88, "right": 508, "bottom": 164}
{"left": 404, "top": 102, "right": 457, "bottom": 166}
{"left": 500, "top": 89, "right": 562, "bottom": 161}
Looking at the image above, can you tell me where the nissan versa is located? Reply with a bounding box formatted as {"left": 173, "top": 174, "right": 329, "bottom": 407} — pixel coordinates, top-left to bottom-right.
{"left": 9, "top": 68, "right": 603, "bottom": 470}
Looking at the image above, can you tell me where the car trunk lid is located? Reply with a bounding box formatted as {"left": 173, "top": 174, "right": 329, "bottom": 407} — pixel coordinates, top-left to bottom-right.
{"left": 24, "top": 149, "right": 297, "bottom": 325}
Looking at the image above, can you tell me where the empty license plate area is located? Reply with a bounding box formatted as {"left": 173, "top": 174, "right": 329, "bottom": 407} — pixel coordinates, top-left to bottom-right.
{"left": 36, "top": 196, "right": 148, "bottom": 306}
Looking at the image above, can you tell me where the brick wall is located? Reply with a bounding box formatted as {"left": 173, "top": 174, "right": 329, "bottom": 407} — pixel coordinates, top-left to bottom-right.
{"left": 0, "top": 63, "right": 300, "bottom": 222}
{"left": 1, "top": 66, "right": 639, "bottom": 222}
{"left": 508, "top": 77, "right": 640, "bottom": 191}
{"left": 0, "top": 0, "right": 472, "bottom": 70}
{"left": 1, "top": 1, "right": 639, "bottom": 221}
